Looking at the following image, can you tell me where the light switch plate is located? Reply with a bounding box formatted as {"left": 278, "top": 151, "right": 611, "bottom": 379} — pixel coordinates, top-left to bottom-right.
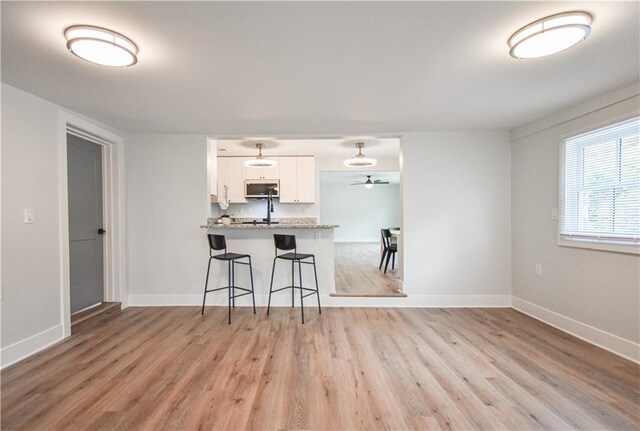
{"left": 551, "top": 208, "right": 558, "bottom": 220}
{"left": 24, "top": 208, "right": 34, "bottom": 224}
{"left": 535, "top": 263, "right": 542, "bottom": 276}
{"left": 314, "top": 233, "right": 321, "bottom": 241}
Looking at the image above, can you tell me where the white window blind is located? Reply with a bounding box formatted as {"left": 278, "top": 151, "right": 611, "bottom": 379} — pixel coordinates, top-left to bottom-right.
{"left": 561, "top": 116, "right": 640, "bottom": 244}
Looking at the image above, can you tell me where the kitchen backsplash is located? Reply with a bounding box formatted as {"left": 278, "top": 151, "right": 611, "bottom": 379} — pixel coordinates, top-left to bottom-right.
{"left": 207, "top": 217, "right": 318, "bottom": 227}
{"left": 212, "top": 200, "right": 318, "bottom": 219}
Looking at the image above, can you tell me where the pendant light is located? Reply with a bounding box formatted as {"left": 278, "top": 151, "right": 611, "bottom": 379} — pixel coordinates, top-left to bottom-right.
{"left": 244, "top": 143, "right": 277, "bottom": 167}
{"left": 344, "top": 142, "right": 377, "bottom": 168}
{"left": 508, "top": 12, "right": 592, "bottom": 59}
{"left": 65, "top": 25, "right": 138, "bottom": 67}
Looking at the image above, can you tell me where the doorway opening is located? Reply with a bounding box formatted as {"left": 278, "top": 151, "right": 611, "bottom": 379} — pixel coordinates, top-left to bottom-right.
{"left": 207, "top": 135, "right": 404, "bottom": 297}
{"left": 59, "top": 115, "right": 125, "bottom": 336}
{"left": 67, "top": 134, "right": 106, "bottom": 317}
{"left": 316, "top": 137, "right": 404, "bottom": 297}
{"left": 321, "top": 171, "right": 404, "bottom": 296}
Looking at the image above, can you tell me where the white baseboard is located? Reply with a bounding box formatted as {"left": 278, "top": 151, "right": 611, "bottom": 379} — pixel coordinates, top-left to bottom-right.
{"left": 128, "top": 294, "right": 204, "bottom": 306}
{"left": 127, "top": 293, "right": 511, "bottom": 308}
{"left": 512, "top": 296, "right": 640, "bottom": 364}
{"left": 334, "top": 239, "right": 379, "bottom": 243}
{"left": 1, "top": 324, "right": 64, "bottom": 369}
{"left": 321, "top": 294, "right": 511, "bottom": 308}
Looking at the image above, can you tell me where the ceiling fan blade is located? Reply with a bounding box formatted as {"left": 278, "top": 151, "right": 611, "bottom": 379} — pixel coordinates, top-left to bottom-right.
{"left": 373, "top": 181, "right": 390, "bottom": 184}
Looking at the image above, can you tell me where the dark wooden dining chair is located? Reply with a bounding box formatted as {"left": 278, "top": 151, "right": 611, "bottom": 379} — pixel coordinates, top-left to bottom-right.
{"left": 379, "top": 229, "right": 398, "bottom": 274}
{"left": 388, "top": 227, "right": 400, "bottom": 246}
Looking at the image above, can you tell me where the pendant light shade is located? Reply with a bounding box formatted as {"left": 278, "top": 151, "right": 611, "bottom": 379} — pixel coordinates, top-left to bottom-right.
{"left": 508, "top": 12, "right": 592, "bottom": 59}
{"left": 344, "top": 142, "right": 377, "bottom": 168}
{"left": 65, "top": 25, "right": 138, "bottom": 67}
{"left": 244, "top": 143, "right": 277, "bottom": 167}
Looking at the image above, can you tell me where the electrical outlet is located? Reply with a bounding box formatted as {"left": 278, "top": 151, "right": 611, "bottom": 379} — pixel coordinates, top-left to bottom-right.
{"left": 24, "top": 208, "right": 34, "bottom": 224}
{"left": 535, "top": 263, "right": 542, "bottom": 276}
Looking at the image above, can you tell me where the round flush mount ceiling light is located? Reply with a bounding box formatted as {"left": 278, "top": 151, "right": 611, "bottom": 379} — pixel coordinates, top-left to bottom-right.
{"left": 508, "top": 11, "right": 592, "bottom": 59}
{"left": 344, "top": 142, "right": 377, "bottom": 168}
{"left": 65, "top": 25, "right": 138, "bottom": 67}
{"left": 244, "top": 143, "right": 277, "bottom": 167}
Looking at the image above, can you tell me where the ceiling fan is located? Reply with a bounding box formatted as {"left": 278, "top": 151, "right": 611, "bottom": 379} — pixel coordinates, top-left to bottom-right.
{"left": 351, "top": 175, "right": 389, "bottom": 189}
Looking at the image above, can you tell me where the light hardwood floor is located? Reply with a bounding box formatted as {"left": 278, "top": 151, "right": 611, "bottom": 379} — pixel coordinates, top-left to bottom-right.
{"left": 2, "top": 306, "right": 638, "bottom": 430}
{"left": 334, "top": 242, "right": 404, "bottom": 296}
{"left": 70, "top": 302, "right": 121, "bottom": 328}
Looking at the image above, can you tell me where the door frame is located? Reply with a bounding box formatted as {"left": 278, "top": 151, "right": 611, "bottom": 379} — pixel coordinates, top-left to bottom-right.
{"left": 58, "top": 111, "right": 126, "bottom": 337}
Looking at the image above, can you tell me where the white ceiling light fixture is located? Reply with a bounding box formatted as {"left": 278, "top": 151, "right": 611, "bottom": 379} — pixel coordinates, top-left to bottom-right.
{"left": 244, "top": 143, "right": 277, "bottom": 167}
{"left": 344, "top": 142, "right": 377, "bottom": 168}
{"left": 508, "top": 11, "right": 592, "bottom": 59}
{"left": 364, "top": 178, "right": 374, "bottom": 189}
{"left": 65, "top": 25, "right": 138, "bottom": 67}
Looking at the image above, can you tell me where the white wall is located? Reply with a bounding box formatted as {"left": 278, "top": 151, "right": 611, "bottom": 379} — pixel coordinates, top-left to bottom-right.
{"left": 401, "top": 132, "right": 512, "bottom": 300}
{"left": 0, "top": 84, "right": 124, "bottom": 367}
{"left": 128, "top": 132, "right": 511, "bottom": 306}
{"left": 319, "top": 182, "right": 400, "bottom": 242}
{"left": 510, "top": 86, "right": 640, "bottom": 360}
{"left": 126, "top": 134, "right": 210, "bottom": 298}
{"left": 1, "top": 85, "right": 63, "bottom": 351}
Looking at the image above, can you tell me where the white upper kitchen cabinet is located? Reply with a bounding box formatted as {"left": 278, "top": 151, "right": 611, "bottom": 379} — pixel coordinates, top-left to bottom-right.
{"left": 279, "top": 156, "right": 315, "bottom": 203}
{"left": 218, "top": 157, "right": 247, "bottom": 203}
{"left": 295, "top": 157, "right": 315, "bottom": 202}
{"left": 244, "top": 159, "right": 280, "bottom": 180}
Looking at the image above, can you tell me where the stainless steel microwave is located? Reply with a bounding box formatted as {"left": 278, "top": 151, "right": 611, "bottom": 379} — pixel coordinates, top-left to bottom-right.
{"left": 245, "top": 180, "right": 279, "bottom": 198}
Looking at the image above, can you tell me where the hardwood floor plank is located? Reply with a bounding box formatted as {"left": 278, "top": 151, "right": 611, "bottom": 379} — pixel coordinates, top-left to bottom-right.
{"left": 334, "top": 243, "right": 403, "bottom": 296}
{"left": 2, "top": 307, "right": 638, "bottom": 431}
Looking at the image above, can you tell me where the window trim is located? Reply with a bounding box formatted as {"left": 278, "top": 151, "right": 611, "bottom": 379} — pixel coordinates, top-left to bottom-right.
{"left": 558, "top": 113, "right": 640, "bottom": 255}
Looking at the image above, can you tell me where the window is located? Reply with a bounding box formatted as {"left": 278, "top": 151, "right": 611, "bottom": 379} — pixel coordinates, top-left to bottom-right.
{"left": 561, "top": 116, "right": 640, "bottom": 250}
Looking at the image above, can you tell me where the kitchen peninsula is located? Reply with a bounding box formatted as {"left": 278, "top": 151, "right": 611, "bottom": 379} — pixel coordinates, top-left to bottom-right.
{"left": 201, "top": 218, "right": 338, "bottom": 304}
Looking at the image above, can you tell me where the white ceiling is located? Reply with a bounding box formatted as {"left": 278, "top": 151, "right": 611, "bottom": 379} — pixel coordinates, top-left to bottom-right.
{"left": 2, "top": 2, "right": 638, "bottom": 135}
{"left": 218, "top": 137, "right": 399, "bottom": 158}
{"left": 320, "top": 171, "right": 400, "bottom": 186}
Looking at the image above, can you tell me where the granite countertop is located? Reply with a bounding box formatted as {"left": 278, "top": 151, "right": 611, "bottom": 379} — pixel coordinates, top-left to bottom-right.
{"left": 204, "top": 223, "right": 339, "bottom": 229}
{"left": 201, "top": 217, "right": 338, "bottom": 229}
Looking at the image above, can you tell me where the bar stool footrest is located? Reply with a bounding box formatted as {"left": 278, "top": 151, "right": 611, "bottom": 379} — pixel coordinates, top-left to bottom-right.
{"left": 270, "top": 285, "right": 317, "bottom": 294}
{"left": 231, "top": 291, "right": 253, "bottom": 299}
{"left": 205, "top": 285, "right": 252, "bottom": 294}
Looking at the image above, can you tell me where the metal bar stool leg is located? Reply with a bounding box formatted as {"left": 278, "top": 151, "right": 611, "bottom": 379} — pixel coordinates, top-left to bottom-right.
{"left": 227, "top": 260, "right": 232, "bottom": 324}
{"left": 291, "top": 260, "right": 295, "bottom": 308}
{"left": 267, "top": 258, "right": 277, "bottom": 315}
{"left": 232, "top": 261, "right": 236, "bottom": 308}
{"left": 248, "top": 257, "right": 256, "bottom": 314}
{"left": 298, "top": 260, "right": 305, "bottom": 324}
{"left": 312, "top": 256, "right": 321, "bottom": 314}
{"left": 201, "top": 257, "right": 213, "bottom": 315}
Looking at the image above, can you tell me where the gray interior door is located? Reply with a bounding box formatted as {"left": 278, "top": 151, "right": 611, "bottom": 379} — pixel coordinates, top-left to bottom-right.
{"left": 67, "top": 134, "right": 104, "bottom": 314}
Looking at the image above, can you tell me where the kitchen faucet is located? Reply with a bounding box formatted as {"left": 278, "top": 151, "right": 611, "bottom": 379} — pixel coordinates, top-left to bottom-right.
{"left": 265, "top": 187, "right": 275, "bottom": 225}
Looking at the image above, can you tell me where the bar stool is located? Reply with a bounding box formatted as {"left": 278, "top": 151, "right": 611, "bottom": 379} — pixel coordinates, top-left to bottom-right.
{"left": 201, "top": 234, "right": 256, "bottom": 324}
{"left": 267, "top": 234, "right": 321, "bottom": 324}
